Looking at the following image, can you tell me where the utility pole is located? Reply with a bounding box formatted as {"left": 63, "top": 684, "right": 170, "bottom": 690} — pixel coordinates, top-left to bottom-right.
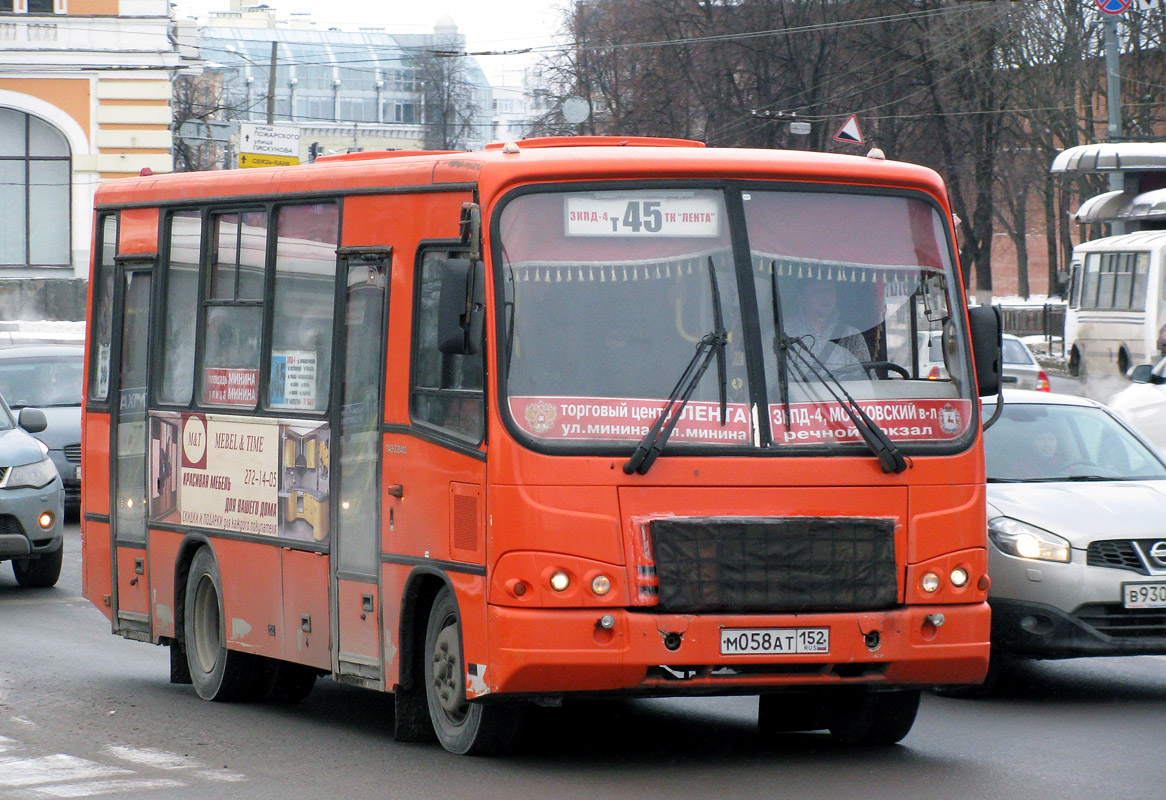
{"left": 1102, "top": 8, "right": 1124, "bottom": 231}
{"left": 267, "top": 41, "right": 277, "bottom": 126}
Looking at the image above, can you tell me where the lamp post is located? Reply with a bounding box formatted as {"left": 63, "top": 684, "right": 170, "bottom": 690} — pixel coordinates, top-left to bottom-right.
{"left": 225, "top": 42, "right": 278, "bottom": 125}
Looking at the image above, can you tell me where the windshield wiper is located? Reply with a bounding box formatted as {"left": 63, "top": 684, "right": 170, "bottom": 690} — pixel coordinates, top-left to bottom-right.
{"left": 624, "top": 257, "right": 728, "bottom": 475}
{"left": 769, "top": 263, "right": 792, "bottom": 431}
{"left": 784, "top": 338, "right": 908, "bottom": 474}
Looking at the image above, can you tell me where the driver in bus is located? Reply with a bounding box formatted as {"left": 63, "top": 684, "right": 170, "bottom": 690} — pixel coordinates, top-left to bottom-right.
{"left": 784, "top": 278, "right": 871, "bottom": 372}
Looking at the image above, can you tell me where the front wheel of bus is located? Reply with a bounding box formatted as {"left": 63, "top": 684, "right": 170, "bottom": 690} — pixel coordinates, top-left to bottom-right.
{"left": 184, "top": 547, "right": 265, "bottom": 702}
{"left": 424, "top": 587, "right": 523, "bottom": 755}
{"left": 827, "top": 688, "right": 920, "bottom": 746}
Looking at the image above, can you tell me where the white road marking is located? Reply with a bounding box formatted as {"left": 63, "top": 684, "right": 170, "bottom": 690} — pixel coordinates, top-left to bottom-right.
{"left": 103, "top": 744, "right": 246, "bottom": 782}
{"left": 29, "top": 778, "right": 186, "bottom": 798}
{"left": 0, "top": 754, "right": 130, "bottom": 787}
{"left": 102, "top": 745, "right": 199, "bottom": 771}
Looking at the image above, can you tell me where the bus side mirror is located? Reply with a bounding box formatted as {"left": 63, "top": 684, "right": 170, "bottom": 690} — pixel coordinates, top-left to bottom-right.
{"left": 437, "top": 258, "right": 485, "bottom": 355}
{"left": 968, "top": 305, "right": 1002, "bottom": 397}
{"left": 1129, "top": 363, "right": 1153, "bottom": 384}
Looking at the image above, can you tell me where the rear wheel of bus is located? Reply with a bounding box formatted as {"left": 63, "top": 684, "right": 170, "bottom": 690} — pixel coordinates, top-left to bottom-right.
{"left": 184, "top": 546, "right": 268, "bottom": 702}
{"left": 424, "top": 586, "right": 524, "bottom": 755}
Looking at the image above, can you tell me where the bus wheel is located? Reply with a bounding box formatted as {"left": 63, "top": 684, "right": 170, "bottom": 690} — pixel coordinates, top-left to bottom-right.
{"left": 758, "top": 690, "right": 830, "bottom": 734}
{"left": 423, "top": 587, "right": 523, "bottom": 755}
{"left": 1118, "top": 348, "right": 1131, "bottom": 376}
{"left": 1068, "top": 347, "right": 1082, "bottom": 378}
{"left": 265, "top": 662, "right": 318, "bottom": 704}
{"left": 184, "top": 547, "right": 265, "bottom": 702}
{"left": 826, "top": 688, "right": 920, "bottom": 746}
{"left": 11, "top": 547, "right": 62, "bottom": 588}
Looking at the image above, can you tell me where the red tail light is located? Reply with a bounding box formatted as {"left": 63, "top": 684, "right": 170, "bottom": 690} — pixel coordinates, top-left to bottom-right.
{"left": 927, "top": 366, "right": 940, "bottom": 380}
{"left": 1037, "top": 370, "right": 1050, "bottom": 392}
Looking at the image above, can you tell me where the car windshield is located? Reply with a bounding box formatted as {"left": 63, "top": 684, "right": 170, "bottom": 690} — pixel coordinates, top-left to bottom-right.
{"left": 984, "top": 402, "right": 1166, "bottom": 482}
{"left": 0, "top": 356, "right": 83, "bottom": 408}
{"left": 498, "top": 186, "right": 975, "bottom": 452}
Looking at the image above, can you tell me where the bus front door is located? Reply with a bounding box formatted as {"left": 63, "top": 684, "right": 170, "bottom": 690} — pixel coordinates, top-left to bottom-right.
{"left": 332, "top": 250, "right": 390, "bottom": 685}
{"left": 111, "top": 259, "right": 153, "bottom": 639}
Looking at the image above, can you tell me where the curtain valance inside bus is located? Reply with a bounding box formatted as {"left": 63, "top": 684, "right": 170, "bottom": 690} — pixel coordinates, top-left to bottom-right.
{"left": 499, "top": 188, "right": 951, "bottom": 272}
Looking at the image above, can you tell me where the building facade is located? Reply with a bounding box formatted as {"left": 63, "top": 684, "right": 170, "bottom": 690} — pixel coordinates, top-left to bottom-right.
{"left": 0, "top": 0, "right": 196, "bottom": 319}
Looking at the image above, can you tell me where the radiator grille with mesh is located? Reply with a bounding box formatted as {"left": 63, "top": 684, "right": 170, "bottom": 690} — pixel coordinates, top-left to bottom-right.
{"left": 648, "top": 516, "right": 897, "bottom": 614}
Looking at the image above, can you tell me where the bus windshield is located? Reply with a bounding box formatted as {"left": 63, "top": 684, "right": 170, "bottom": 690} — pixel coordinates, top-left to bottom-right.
{"left": 498, "top": 186, "right": 974, "bottom": 452}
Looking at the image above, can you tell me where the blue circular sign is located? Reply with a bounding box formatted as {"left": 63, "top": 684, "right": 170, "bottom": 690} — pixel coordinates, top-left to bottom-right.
{"left": 1097, "top": 0, "right": 1131, "bottom": 14}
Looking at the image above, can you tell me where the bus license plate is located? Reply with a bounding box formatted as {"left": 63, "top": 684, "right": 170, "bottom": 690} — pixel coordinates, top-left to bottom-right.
{"left": 1122, "top": 582, "right": 1166, "bottom": 609}
{"left": 720, "top": 627, "right": 829, "bottom": 655}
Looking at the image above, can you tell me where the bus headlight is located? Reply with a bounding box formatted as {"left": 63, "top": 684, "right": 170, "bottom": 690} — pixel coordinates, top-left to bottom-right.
{"left": 3, "top": 457, "right": 57, "bottom": 489}
{"left": 549, "top": 571, "right": 570, "bottom": 592}
{"left": 921, "top": 572, "right": 940, "bottom": 593}
{"left": 989, "top": 517, "right": 1070, "bottom": 563}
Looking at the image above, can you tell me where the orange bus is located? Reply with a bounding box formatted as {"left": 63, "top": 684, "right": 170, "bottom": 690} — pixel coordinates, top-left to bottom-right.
{"left": 82, "top": 137, "right": 1002, "bottom": 755}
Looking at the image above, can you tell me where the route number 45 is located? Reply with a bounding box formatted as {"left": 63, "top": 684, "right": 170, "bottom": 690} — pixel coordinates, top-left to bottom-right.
{"left": 613, "top": 200, "right": 663, "bottom": 233}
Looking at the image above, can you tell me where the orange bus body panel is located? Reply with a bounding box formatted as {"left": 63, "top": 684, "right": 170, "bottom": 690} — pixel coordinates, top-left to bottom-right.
{"left": 82, "top": 518, "right": 112, "bottom": 621}
{"left": 282, "top": 550, "right": 332, "bottom": 671}
{"left": 149, "top": 530, "right": 182, "bottom": 640}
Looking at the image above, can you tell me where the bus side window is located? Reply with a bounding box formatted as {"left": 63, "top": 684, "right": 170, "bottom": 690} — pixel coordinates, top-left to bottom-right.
{"left": 199, "top": 211, "right": 267, "bottom": 409}
{"left": 411, "top": 249, "right": 485, "bottom": 443}
{"left": 158, "top": 210, "right": 200, "bottom": 405}
{"left": 266, "top": 203, "right": 339, "bottom": 413}
{"left": 88, "top": 213, "right": 118, "bottom": 404}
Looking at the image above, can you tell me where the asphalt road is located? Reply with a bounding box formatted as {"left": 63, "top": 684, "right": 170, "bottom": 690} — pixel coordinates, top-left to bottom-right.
{"left": 2, "top": 521, "right": 1165, "bottom": 800}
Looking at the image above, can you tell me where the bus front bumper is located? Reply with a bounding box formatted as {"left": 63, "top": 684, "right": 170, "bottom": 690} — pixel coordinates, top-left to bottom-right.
{"left": 477, "top": 603, "right": 990, "bottom": 698}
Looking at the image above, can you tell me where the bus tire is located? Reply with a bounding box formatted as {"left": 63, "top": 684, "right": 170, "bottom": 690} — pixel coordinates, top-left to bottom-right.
{"left": 265, "top": 662, "right": 318, "bottom": 704}
{"left": 826, "top": 688, "right": 920, "bottom": 746}
{"left": 1068, "top": 346, "right": 1082, "bottom": 378}
{"left": 11, "top": 546, "right": 62, "bottom": 588}
{"left": 184, "top": 547, "right": 266, "bottom": 702}
{"left": 423, "top": 587, "right": 523, "bottom": 755}
{"left": 757, "top": 690, "right": 830, "bottom": 734}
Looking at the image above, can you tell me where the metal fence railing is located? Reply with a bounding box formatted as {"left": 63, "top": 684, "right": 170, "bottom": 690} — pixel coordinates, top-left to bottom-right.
{"left": 998, "top": 303, "right": 1066, "bottom": 358}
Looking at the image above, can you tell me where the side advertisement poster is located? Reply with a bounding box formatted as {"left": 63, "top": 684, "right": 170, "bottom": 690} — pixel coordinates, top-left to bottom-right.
{"left": 148, "top": 411, "right": 331, "bottom": 542}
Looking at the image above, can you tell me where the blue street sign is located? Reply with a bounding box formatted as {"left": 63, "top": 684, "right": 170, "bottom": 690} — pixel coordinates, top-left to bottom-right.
{"left": 1097, "top": 0, "right": 1131, "bottom": 13}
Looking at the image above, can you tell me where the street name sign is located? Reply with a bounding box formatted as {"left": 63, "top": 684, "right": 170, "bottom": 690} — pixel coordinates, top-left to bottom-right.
{"left": 238, "top": 123, "right": 300, "bottom": 169}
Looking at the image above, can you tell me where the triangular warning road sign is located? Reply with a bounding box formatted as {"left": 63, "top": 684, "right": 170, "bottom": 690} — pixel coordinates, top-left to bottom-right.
{"left": 834, "top": 115, "right": 864, "bottom": 145}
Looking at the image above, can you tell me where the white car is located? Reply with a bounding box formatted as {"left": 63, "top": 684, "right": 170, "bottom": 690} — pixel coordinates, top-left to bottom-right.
{"left": 980, "top": 390, "right": 1166, "bottom": 688}
{"left": 1108, "top": 356, "right": 1166, "bottom": 452}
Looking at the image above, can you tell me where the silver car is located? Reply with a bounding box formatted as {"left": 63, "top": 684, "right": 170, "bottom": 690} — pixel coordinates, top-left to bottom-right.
{"left": 982, "top": 390, "right": 1166, "bottom": 682}
{"left": 0, "top": 392, "right": 65, "bottom": 588}
{"left": 999, "top": 334, "right": 1049, "bottom": 392}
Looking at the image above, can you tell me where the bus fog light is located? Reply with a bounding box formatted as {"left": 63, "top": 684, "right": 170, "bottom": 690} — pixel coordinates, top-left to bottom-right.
{"left": 549, "top": 571, "right": 570, "bottom": 592}
{"left": 950, "top": 568, "right": 969, "bottom": 587}
{"left": 921, "top": 572, "right": 940, "bottom": 593}
{"left": 38, "top": 511, "right": 54, "bottom": 529}
{"left": 591, "top": 575, "right": 611, "bottom": 596}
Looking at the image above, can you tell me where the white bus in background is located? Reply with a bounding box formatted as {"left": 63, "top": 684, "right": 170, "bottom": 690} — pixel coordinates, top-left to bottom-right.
{"left": 1065, "top": 230, "right": 1166, "bottom": 378}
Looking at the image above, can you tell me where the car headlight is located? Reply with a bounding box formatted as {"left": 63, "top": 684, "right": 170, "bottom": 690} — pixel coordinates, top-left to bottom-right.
{"left": 4, "top": 457, "right": 59, "bottom": 490}
{"left": 988, "top": 517, "right": 1071, "bottom": 563}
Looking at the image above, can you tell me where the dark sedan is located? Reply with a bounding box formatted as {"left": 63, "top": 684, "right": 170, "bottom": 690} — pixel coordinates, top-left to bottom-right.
{"left": 0, "top": 345, "right": 83, "bottom": 512}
